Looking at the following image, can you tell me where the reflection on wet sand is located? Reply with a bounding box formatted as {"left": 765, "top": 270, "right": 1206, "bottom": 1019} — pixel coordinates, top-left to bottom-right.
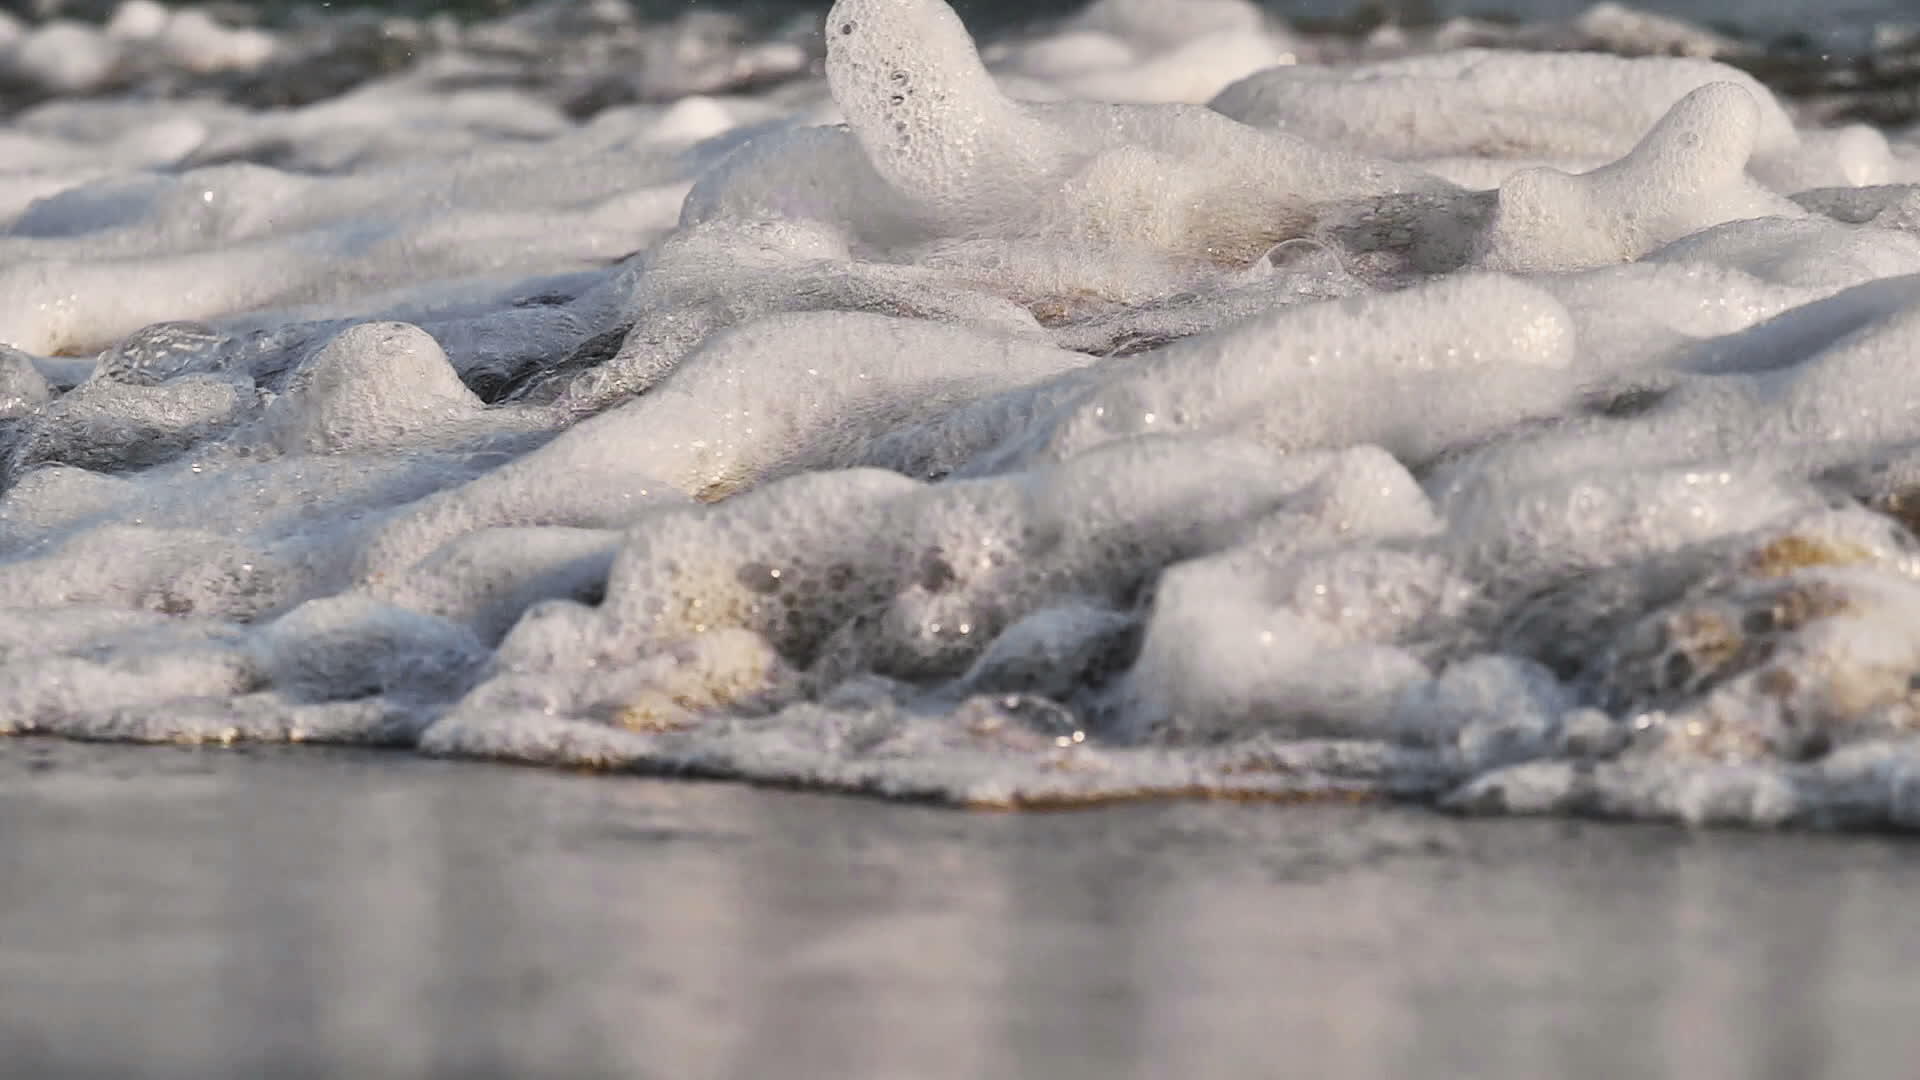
{"left": 3, "top": 742, "right": 1919, "bottom": 1078}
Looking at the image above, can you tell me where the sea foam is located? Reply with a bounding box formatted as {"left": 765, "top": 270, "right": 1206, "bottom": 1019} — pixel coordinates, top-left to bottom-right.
{"left": 7, "top": 0, "right": 1920, "bottom": 827}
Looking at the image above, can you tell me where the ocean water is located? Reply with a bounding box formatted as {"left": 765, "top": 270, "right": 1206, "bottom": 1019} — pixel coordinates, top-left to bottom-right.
{"left": 6, "top": 0, "right": 1920, "bottom": 829}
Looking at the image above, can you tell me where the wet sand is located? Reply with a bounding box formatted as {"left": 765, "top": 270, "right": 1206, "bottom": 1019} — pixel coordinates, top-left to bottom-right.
{"left": 3, "top": 739, "right": 1919, "bottom": 1079}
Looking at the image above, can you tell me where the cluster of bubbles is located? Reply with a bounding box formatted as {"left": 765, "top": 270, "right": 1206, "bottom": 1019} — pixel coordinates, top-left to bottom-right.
{"left": 9, "top": 0, "right": 1920, "bottom": 825}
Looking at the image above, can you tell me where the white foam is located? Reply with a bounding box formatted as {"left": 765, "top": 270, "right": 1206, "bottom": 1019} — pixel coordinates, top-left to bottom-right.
{"left": 5, "top": 0, "right": 1920, "bottom": 826}
{"left": 1477, "top": 83, "right": 1806, "bottom": 272}
{"left": 1212, "top": 50, "right": 1797, "bottom": 165}
{"left": 972, "top": 273, "right": 1577, "bottom": 470}
{"left": 1066, "top": 0, "right": 1268, "bottom": 50}
{"left": 798, "top": 0, "right": 1451, "bottom": 281}
{"left": 6, "top": 21, "right": 123, "bottom": 95}
{"left": 253, "top": 322, "right": 486, "bottom": 455}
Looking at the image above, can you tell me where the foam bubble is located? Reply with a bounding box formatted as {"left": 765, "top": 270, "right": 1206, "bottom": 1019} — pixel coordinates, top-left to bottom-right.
{"left": 254, "top": 321, "right": 485, "bottom": 455}
{"left": 548, "top": 310, "right": 1088, "bottom": 497}
{"left": 1066, "top": 0, "right": 1267, "bottom": 50}
{"left": 1477, "top": 83, "right": 1805, "bottom": 272}
{"left": 801, "top": 0, "right": 1451, "bottom": 283}
{"left": 826, "top": 0, "right": 1067, "bottom": 232}
{"left": 1043, "top": 31, "right": 1296, "bottom": 106}
{"left": 1212, "top": 50, "right": 1797, "bottom": 164}
{"left": 0, "top": 349, "right": 52, "bottom": 420}
{"left": 972, "top": 273, "right": 1577, "bottom": 471}
{"left": 7, "top": 21, "right": 123, "bottom": 96}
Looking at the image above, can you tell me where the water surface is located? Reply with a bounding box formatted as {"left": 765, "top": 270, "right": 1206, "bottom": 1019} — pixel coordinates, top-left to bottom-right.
{"left": 5, "top": 741, "right": 1919, "bottom": 1078}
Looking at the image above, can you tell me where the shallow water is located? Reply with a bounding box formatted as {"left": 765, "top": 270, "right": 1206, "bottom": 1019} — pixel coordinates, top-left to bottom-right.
{"left": 5, "top": 739, "right": 1920, "bottom": 1078}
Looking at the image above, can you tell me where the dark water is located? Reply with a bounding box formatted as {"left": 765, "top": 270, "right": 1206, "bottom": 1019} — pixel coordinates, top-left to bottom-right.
{"left": 16, "top": 0, "right": 1916, "bottom": 39}
{"left": 6, "top": 740, "right": 1920, "bottom": 1078}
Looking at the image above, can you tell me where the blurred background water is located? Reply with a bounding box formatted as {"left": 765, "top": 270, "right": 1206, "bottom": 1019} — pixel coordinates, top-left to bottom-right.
{"left": 1, "top": 0, "right": 1913, "bottom": 45}
{"left": 0, "top": 0, "right": 1908, "bottom": 124}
